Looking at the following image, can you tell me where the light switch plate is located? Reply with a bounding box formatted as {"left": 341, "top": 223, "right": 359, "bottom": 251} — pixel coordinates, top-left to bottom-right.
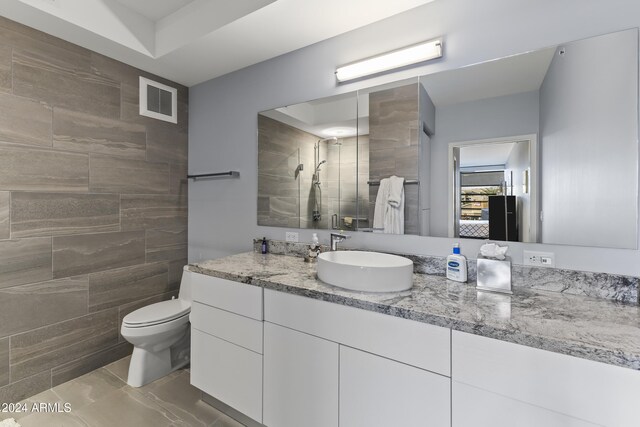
{"left": 285, "top": 232, "right": 299, "bottom": 243}
{"left": 523, "top": 250, "right": 555, "bottom": 268}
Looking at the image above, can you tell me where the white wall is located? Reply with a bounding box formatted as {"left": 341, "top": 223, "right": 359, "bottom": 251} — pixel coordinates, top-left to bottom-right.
{"left": 189, "top": 0, "right": 640, "bottom": 276}
{"left": 539, "top": 29, "right": 638, "bottom": 249}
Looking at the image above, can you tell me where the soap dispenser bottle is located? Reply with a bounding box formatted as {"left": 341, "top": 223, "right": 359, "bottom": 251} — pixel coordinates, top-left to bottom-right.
{"left": 446, "top": 243, "right": 467, "bottom": 282}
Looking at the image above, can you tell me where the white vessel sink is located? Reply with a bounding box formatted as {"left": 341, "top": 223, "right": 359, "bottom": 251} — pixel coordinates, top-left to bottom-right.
{"left": 317, "top": 251, "right": 413, "bottom": 292}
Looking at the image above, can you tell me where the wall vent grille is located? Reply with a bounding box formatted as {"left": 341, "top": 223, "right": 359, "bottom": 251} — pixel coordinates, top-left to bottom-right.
{"left": 139, "top": 76, "right": 177, "bottom": 123}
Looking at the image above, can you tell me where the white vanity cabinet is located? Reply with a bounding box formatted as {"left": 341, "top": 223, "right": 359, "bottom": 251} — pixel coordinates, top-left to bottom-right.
{"left": 263, "top": 289, "right": 451, "bottom": 427}
{"left": 189, "top": 271, "right": 640, "bottom": 427}
{"left": 452, "top": 331, "right": 640, "bottom": 427}
{"left": 189, "top": 273, "right": 264, "bottom": 424}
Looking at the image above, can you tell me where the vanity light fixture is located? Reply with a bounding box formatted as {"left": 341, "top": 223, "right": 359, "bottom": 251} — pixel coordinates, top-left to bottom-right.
{"left": 335, "top": 38, "right": 443, "bottom": 82}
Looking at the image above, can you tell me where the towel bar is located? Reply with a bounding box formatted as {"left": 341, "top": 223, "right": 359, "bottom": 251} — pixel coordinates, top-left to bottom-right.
{"left": 187, "top": 171, "right": 240, "bottom": 180}
{"left": 367, "top": 179, "right": 419, "bottom": 186}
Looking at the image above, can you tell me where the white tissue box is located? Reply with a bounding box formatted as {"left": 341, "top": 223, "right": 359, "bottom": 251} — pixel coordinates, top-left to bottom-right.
{"left": 476, "top": 255, "right": 512, "bottom": 294}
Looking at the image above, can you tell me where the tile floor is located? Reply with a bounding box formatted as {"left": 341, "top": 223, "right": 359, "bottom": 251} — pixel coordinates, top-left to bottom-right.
{"left": 0, "top": 356, "right": 244, "bottom": 427}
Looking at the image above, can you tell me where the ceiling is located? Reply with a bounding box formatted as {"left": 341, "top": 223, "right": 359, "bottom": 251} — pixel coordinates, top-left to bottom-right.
{"left": 0, "top": 0, "right": 436, "bottom": 86}
{"left": 460, "top": 142, "right": 517, "bottom": 168}
{"left": 262, "top": 92, "right": 364, "bottom": 139}
{"left": 114, "top": 0, "right": 194, "bottom": 21}
{"left": 421, "top": 47, "right": 556, "bottom": 106}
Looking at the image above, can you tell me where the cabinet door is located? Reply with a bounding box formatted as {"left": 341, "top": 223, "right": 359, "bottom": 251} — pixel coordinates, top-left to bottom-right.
{"left": 340, "top": 346, "right": 450, "bottom": 427}
{"left": 452, "top": 331, "right": 640, "bottom": 426}
{"left": 452, "top": 382, "right": 598, "bottom": 427}
{"left": 263, "top": 322, "right": 339, "bottom": 427}
{"left": 191, "top": 329, "right": 262, "bottom": 423}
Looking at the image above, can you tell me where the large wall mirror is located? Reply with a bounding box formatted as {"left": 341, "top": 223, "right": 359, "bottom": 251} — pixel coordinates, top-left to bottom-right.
{"left": 258, "top": 28, "right": 639, "bottom": 249}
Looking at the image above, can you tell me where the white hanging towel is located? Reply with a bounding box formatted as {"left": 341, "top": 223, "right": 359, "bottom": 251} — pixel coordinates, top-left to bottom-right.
{"left": 385, "top": 175, "right": 405, "bottom": 234}
{"left": 372, "top": 178, "right": 390, "bottom": 233}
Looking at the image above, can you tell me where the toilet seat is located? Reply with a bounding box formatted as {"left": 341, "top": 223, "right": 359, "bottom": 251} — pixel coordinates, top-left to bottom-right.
{"left": 123, "top": 299, "right": 191, "bottom": 328}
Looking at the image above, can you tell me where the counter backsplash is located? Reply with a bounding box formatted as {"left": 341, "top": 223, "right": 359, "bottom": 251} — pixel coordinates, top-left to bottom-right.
{"left": 253, "top": 238, "right": 639, "bottom": 304}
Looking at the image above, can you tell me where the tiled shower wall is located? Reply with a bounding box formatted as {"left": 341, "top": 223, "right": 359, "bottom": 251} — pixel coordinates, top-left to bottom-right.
{"left": 258, "top": 115, "right": 327, "bottom": 229}
{"left": 0, "top": 17, "right": 188, "bottom": 401}
{"left": 368, "top": 84, "right": 420, "bottom": 235}
{"left": 258, "top": 115, "right": 370, "bottom": 231}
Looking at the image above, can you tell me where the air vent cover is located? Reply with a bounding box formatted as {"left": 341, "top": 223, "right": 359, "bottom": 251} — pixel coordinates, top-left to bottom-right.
{"left": 139, "top": 76, "right": 177, "bottom": 123}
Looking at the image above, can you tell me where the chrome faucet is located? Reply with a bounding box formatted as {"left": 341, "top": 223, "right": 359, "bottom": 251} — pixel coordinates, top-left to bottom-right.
{"left": 330, "top": 232, "right": 350, "bottom": 251}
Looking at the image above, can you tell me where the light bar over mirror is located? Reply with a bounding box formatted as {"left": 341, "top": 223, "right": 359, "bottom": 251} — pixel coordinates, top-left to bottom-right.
{"left": 335, "top": 38, "right": 443, "bottom": 82}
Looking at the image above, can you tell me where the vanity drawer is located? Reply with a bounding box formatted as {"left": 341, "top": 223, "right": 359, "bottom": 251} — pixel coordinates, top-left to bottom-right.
{"left": 191, "top": 273, "right": 262, "bottom": 320}
{"left": 264, "top": 289, "right": 450, "bottom": 376}
{"left": 452, "top": 330, "right": 640, "bottom": 426}
{"left": 190, "top": 301, "right": 263, "bottom": 354}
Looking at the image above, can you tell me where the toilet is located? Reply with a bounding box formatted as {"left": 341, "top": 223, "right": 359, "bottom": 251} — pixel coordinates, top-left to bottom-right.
{"left": 121, "top": 266, "right": 192, "bottom": 387}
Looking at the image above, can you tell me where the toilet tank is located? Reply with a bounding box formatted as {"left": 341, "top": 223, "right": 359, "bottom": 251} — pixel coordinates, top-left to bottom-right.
{"left": 178, "top": 266, "right": 192, "bottom": 302}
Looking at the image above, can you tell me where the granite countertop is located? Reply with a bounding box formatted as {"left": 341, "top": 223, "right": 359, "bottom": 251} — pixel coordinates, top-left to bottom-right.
{"left": 190, "top": 252, "right": 640, "bottom": 371}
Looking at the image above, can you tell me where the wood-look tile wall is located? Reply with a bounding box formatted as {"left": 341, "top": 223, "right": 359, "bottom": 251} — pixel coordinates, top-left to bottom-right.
{"left": 258, "top": 115, "right": 325, "bottom": 228}
{"left": 0, "top": 16, "right": 188, "bottom": 402}
{"left": 368, "top": 84, "right": 420, "bottom": 235}
{"left": 258, "top": 116, "right": 368, "bottom": 231}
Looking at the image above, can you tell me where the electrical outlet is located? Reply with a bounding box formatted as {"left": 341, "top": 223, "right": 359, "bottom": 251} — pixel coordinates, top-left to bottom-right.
{"left": 285, "top": 232, "right": 299, "bottom": 243}
{"left": 523, "top": 250, "right": 555, "bottom": 268}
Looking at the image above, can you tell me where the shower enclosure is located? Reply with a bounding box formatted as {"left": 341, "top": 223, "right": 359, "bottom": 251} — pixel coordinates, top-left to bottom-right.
{"left": 303, "top": 135, "right": 362, "bottom": 230}
{"left": 257, "top": 112, "right": 365, "bottom": 230}
{"left": 311, "top": 138, "right": 334, "bottom": 223}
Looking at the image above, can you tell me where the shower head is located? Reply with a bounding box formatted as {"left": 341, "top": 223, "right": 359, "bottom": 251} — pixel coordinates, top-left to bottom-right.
{"left": 313, "top": 160, "right": 327, "bottom": 184}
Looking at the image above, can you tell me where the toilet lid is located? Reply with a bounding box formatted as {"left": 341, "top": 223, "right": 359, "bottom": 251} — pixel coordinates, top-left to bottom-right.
{"left": 123, "top": 299, "right": 191, "bottom": 327}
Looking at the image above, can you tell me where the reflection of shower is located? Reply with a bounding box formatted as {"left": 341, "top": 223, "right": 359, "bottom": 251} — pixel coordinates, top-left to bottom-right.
{"left": 312, "top": 137, "right": 338, "bottom": 221}
{"left": 311, "top": 160, "right": 327, "bottom": 185}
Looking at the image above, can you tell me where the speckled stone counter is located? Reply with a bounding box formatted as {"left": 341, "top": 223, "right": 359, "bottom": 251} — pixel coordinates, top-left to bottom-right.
{"left": 190, "top": 252, "right": 640, "bottom": 371}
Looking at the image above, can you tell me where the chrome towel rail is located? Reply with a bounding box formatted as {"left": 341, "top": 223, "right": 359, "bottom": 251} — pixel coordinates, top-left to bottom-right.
{"left": 367, "top": 179, "right": 419, "bottom": 186}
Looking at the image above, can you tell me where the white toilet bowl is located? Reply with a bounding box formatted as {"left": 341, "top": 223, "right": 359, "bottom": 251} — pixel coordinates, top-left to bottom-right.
{"left": 121, "top": 266, "right": 192, "bottom": 387}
